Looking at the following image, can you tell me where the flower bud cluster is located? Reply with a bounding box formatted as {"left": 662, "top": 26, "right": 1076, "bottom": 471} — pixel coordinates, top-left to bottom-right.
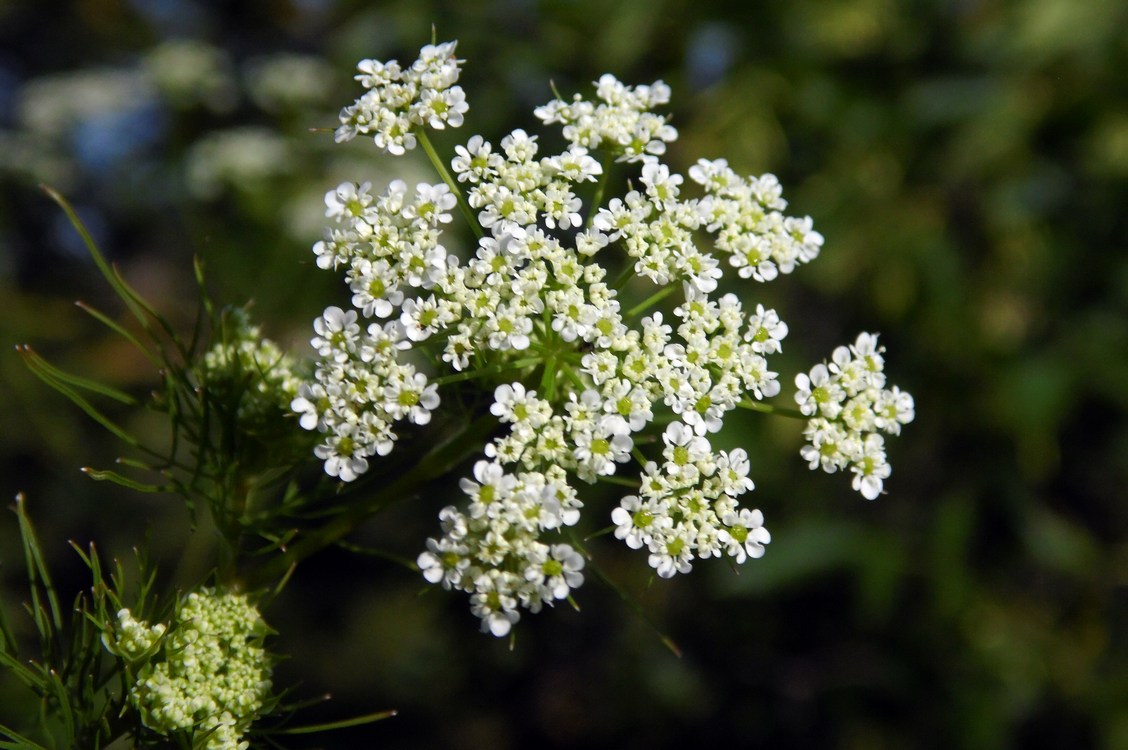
{"left": 103, "top": 608, "right": 166, "bottom": 661}
{"left": 335, "top": 41, "right": 466, "bottom": 154}
{"left": 794, "top": 333, "right": 915, "bottom": 499}
{"left": 113, "top": 589, "right": 273, "bottom": 750}
{"left": 200, "top": 315, "right": 301, "bottom": 428}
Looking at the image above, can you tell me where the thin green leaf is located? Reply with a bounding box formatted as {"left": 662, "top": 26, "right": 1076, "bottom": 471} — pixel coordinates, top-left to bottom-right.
{"left": 625, "top": 284, "right": 677, "bottom": 319}
{"left": 18, "top": 344, "right": 139, "bottom": 405}
{"left": 276, "top": 709, "right": 398, "bottom": 735}
{"left": 0, "top": 724, "right": 50, "bottom": 750}
{"left": 80, "top": 468, "right": 170, "bottom": 494}
{"left": 0, "top": 649, "right": 46, "bottom": 691}
{"left": 189, "top": 255, "right": 210, "bottom": 359}
{"left": 103, "top": 262, "right": 189, "bottom": 363}
{"left": 114, "top": 457, "right": 156, "bottom": 472}
{"left": 40, "top": 185, "right": 190, "bottom": 364}
{"left": 46, "top": 669, "right": 77, "bottom": 746}
{"left": 245, "top": 414, "right": 500, "bottom": 588}
{"left": 75, "top": 302, "right": 162, "bottom": 371}
{"left": 0, "top": 579, "right": 16, "bottom": 656}
{"left": 333, "top": 541, "right": 419, "bottom": 572}
{"left": 19, "top": 349, "right": 142, "bottom": 449}
{"left": 583, "top": 524, "right": 617, "bottom": 541}
{"left": 736, "top": 398, "right": 806, "bottom": 420}
{"left": 596, "top": 474, "right": 639, "bottom": 488}
{"left": 270, "top": 562, "right": 297, "bottom": 599}
{"left": 14, "top": 495, "right": 63, "bottom": 634}
{"left": 417, "top": 130, "right": 481, "bottom": 239}
{"left": 39, "top": 186, "right": 154, "bottom": 337}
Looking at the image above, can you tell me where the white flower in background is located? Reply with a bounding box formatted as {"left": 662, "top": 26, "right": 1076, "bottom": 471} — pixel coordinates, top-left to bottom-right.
{"left": 185, "top": 127, "right": 292, "bottom": 199}
{"left": 244, "top": 53, "right": 334, "bottom": 113}
{"left": 144, "top": 39, "right": 238, "bottom": 113}
{"left": 17, "top": 68, "right": 156, "bottom": 138}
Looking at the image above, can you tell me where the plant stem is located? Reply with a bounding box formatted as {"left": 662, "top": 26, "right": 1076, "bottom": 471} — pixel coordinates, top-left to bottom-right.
{"left": 430, "top": 356, "right": 543, "bottom": 387}
{"left": 586, "top": 152, "right": 614, "bottom": 227}
{"left": 625, "top": 284, "right": 677, "bottom": 319}
{"left": 417, "top": 130, "right": 482, "bottom": 239}
{"left": 737, "top": 399, "right": 807, "bottom": 420}
{"left": 242, "top": 414, "right": 498, "bottom": 589}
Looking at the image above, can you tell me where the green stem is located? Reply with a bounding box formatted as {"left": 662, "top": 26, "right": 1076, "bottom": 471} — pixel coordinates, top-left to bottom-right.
{"left": 625, "top": 284, "right": 677, "bottom": 319}
{"left": 430, "top": 356, "right": 544, "bottom": 387}
{"left": 737, "top": 399, "right": 807, "bottom": 420}
{"left": 242, "top": 414, "right": 498, "bottom": 589}
{"left": 586, "top": 152, "right": 614, "bottom": 227}
{"left": 597, "top": 475, "right": 639, "bottom": 488}
{"left": 417, "top": 130, "right": 482, "bottom": 239}
{"left": 539, "top": 353, "right": 558, "bottom": 401}
{"left": 612, "top": 263, "right": 636, "bottom": 291}
{"left": 560, "top": 363, "right": 587, "bottom": 391}
{"left": 567, "top": 531, "right": 681, "bottom": 658}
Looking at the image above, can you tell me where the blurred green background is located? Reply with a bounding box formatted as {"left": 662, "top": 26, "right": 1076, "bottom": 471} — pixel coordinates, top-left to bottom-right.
{"left": 3, "top": 0, "right": 1128, "bottom": 747}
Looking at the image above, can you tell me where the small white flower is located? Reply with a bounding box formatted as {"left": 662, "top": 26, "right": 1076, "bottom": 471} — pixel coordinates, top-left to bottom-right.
{"left": 611, "top": 495, "right": 670, "bottom": 550}
{"left": 571, "top": 425, "right": 633, "bottom": 480}
{"left": 417, "top": 534, "right": 470, "bottom": 588}
{"left": 528, "top": 544, "right": 585, "bottom": 601}
{"left": 459, "top": 460, "right": 514, "bottom": 507}
{"left": 324, "top": 181, "right": 373, "bottom": 221}
{"left": 745, "top": 304, "right": 788, "bottom": 354}
{"left": 315, "top": 423, "right": 370, "bottom": 482}
{"left": 469, "top": 571, "right": 521, "bottom": 637}
{"left": 721, "top": 508, "right": 771, "bottom": 563}
{"left": 408, "top": 182, "right": 457, "bottom": 225}
{"left": 715, "top": 448, "right": 755, "bottom": 497}
{"left": 348, "top": 259, "right": 404, "bottom": 318}
{"left": 383, "top": 369, "right": 440, "bottom": 425}
{"left": 794, "top": 363, "right": 843, "bottom": 419}
{"left": 291, "top": 381, "right": 329, "bottom": 431}
{"left": 640, "top": 161, "right": 682, "bottom": 208}
{"left": 648, "top": 531, "right": 694, "bottom": 578}
{"left": 485, "top": 307, "right": 533, "bottom": 351}
{"left": 850, "top": 433, "right": 891, "bottom": 500}
{"left": 312, "top": 306, "right": 360, "bottom": 363}
{"left": 661, "top": 421, "right": 712, "bottom": 477}
{"left": 453, "top": 141, "right": 498, "bottom": 190}
{"left": 874, "top": 386, "right": 915, "bottom": 435}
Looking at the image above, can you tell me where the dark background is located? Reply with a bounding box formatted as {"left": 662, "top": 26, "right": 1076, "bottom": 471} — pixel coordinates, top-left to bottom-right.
{"left": 3, "top": 0, "right": 1128, "bottom": 747}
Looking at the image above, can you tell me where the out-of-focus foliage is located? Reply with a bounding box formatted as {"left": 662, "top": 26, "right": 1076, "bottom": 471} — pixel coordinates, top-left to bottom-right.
{"left": 3, "top": 0, "right": 1126, "bottom": 748}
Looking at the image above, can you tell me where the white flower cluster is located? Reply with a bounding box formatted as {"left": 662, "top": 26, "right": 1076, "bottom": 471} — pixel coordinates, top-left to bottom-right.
{"left": 534, "top": 73, "right": 677, "bottom": 163}
{"left": 299, "top": 41, "right": 911, "bottom": 635}
{"left": 611, "top": 424, "right": 770, "bottom": 578}
{"left": 417, "top": 458, "right": 585, "bottom": 637}
{"left": 120, "top": 589, "right": 273, "bottom": 750}
{"left": 290, "top": 146, "right": 464, "bottom": 483}
{"left": 335, "top": 41, "right": 467, "bottom": 154}
{"left": 186, "top": 127, "right": 292, "bottom": 200}
{"left": 795, "top": 333, "right": 915, "bottom": 499}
